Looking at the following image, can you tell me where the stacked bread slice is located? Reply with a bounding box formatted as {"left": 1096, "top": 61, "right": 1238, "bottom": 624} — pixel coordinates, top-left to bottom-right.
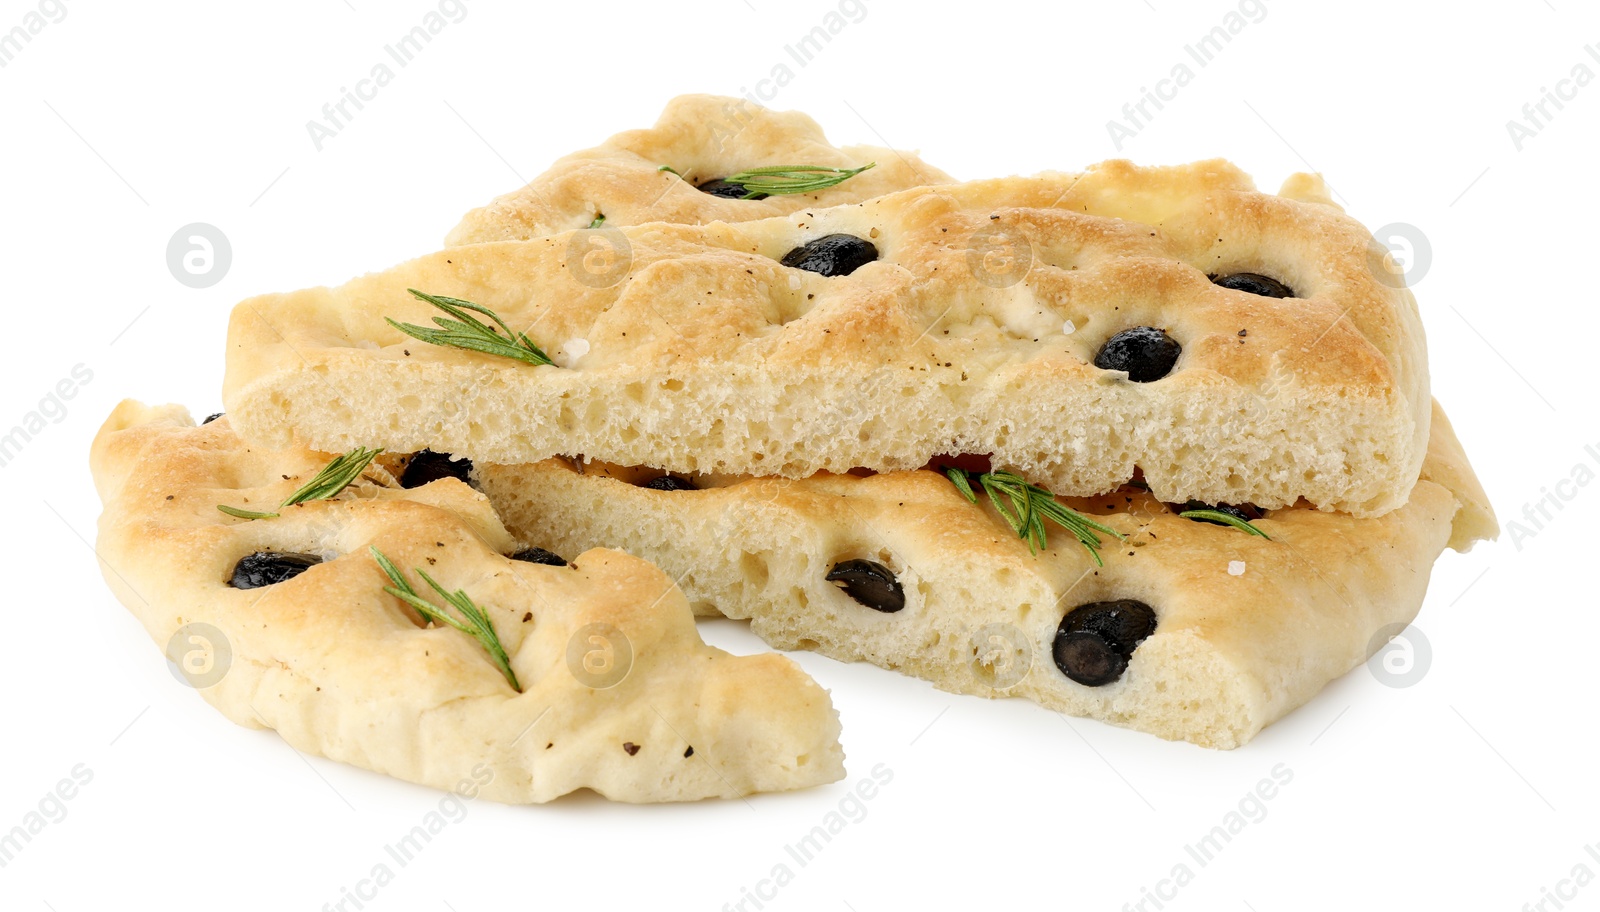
{"left": 94, "top": 96, "right": 1495, "bottom": 804}
{"left": 92, "top": 402, "right": 844, "bottom": 802}
{"left": 228, "top": 162, "right": 1430, "bottom": 516}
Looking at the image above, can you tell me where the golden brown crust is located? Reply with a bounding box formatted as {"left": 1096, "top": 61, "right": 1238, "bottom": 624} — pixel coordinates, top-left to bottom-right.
{"left": 90, "top": 401, "right": 843, "bottom": 803}
{"left": 477, "top": 401, "right": 1493, "bottom": 749}
{"left": 1417, "top": 402, "right": 1498, "bottom": 550}
{"left": 228, "top": 163, "right": 1430, "bottom": 516}
{"left": 444, "top": 94, "right": 953, "bottom": 245}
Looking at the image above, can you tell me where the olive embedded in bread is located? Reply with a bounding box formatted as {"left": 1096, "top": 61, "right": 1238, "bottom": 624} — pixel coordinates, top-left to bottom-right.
{"left": 1093, "top": 327, "right": 1181, "bottom": 382}
{"left": 511, "top": 547, "right": 567, "bottom": 566}
{"left": 641, "top": 475, "right": 697, "bottom": 492}
{"left": 780, "top": 234, "right": 878, "bottom": 277}
{"left": 1053, "top": 599, "right": 1158, "bottom": 686}
{"left": 697, "top": 178, "right": 767, "bottom": 200}
{"left": 825, "top": 559, "right": 905, "bottom": 613}
{"left": 228, "top": 551, "right": 322, "bottom": 589}
{"left": 400, "top": 450, "right": 473, "bottom": 488}
{"left": 1210, "top": 272, "right": 1295, "bottom": 298}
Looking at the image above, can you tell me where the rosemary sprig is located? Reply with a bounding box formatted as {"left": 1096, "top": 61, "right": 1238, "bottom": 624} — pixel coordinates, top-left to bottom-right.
{"left": 386, "top": 289, "right": 553, "bottom": 367}
{"left": 1178, "top": 509, "right": 1272, "bottom": 539}
{"left": 945, "top": 468, "right": 1125, "bottom": 566}
{"left": 217, "top": 505, "right": 279, "bottom": 520}
{"left": 658, "top": 162, "right": 876, "bottom": 198}
{"left": 717, "top": 163, "right": 877, "bottom": 199}
{"left": 217, "top": 446, "right": 383, "bottom": 520}
{"left": 370, "top": 546, "right": 522, "bottom": 692}
{"left": 283, "top": 446, "right": 385, "bottom": 505}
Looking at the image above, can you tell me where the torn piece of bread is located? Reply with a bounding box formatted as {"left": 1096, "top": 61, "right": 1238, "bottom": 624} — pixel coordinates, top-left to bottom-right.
{"left": 228, "top": 162, "right": 1430, "bottom": 516}
{"left": 445, "top": 93, "right": 953, "bottom": 245}
{"left": 476, "top": 400, "right": 1494, "bottom": 750}
{"left": 90, "top": 401, "right": 843, "bottom": 803}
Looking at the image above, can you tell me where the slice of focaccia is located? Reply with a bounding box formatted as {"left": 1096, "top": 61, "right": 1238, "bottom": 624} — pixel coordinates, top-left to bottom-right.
{"left": 444, "top": 94, "right": 952, "bottom": 245}
{"left": 90, "top": 401, "right": 843, "bottom": 803}
{"left": 475, "top": 402, "right": 1495, "bottom": 750}
{"left": 228, "top": 163, "right": 1430, "bottom": 516}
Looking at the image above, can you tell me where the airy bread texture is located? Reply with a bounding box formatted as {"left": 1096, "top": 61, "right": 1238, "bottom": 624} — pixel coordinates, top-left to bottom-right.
{"left": 476, "top": 402, "right": 1494, "bottom": 750}
{"left": 228, "top": 163, "right": 1430, "bottom": 516}
{"left": 444, "top": 94, "right": 952, "bottom": 245}
{"left": 90, "top": 401, "right": 843, "bottom": 803}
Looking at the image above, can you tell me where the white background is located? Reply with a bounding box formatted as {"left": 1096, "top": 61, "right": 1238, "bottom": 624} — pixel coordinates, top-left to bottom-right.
{"left": 1, "top": 1, "right": 1594, "bottom": 909}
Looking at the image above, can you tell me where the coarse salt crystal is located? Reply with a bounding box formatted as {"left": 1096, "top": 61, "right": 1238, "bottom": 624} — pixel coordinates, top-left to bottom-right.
{"left": 560, "top": 339, "right": 590, "bottom": 366}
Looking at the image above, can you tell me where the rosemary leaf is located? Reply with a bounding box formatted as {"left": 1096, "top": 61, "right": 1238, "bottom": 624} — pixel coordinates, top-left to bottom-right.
{"left": 387, "top": 289, "right": 553, "bottom": 367}
{"left": 1179, "top": 509, "right": 1272, "bottom": 539}
{"left": 944, "top": 466, "right": 977, "bottom": 502}
{"left": 218, "top": 446, "right": 381, "bottom": 520}
{"left": 657, "top": 162, "right": 875, "bottom": 198}
{"left": 217, "top": 505, "right": 279, "bottom": 520}
{"left": 282, "top": 446, "right": 383, "bottom": 506}
{"left": 716, "top": 163, "right": 875, "bottom": 199}
{"left": 371, "top": 546, "right": 522, "bottom": 692}
{"left": 945, "top": 469, "right": 1125, "bottom": 565}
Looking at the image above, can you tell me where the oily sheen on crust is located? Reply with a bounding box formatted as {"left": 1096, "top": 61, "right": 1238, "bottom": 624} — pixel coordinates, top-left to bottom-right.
{"left": 444, "top": 93, "right": 953, "bottom": 245}
{"left": 475, "top": 402, "right": 1495, "bottom": 750}
{"left": 228, "top": 162, "right": 1430, "bottom": 517}
{"left": 90, "top": 401, "right": 843, "bottom": 803}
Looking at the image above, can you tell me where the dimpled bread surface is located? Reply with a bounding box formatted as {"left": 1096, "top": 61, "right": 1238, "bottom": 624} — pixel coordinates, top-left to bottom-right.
{"left": 475, "top": 401, "right": 1495, "bottom": 749}
{"left": 90, "top": 401, "right": 844, "bottom": 803}
{"left": 444, "top": 93, "right": 952, "bottom": 245}
{"left": 227, "top": 162, "right": 1430, "bottom": 516}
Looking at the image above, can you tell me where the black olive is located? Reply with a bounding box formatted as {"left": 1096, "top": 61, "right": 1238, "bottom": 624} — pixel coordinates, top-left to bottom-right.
{"left": 1210, "top": 272, "right": 1295, "bottom": 298}
{"left": 1060, "top": 600, "right": 1157, "bottom": 652}
{"left": 1052, "top": 630, "right": 1128, "bottom": 687}
{"left": 202, "top": 412, "right": 224, "bottom": 425}
{"left": 511, "top": 547, "right": 567, "bottom": 566}
{"left": 825, "top": 559, "right": 905, "bottom": 613}
{"left": 1053, "top": 600, "right": 1158, "bottom": 686}
{"left": 229, "top": 551, "right": 322, "bottom": 589}
{"left": 1093, "top": 327, "right": 1182, "bottom": 382}
{"left": 1179, "top": 500, "right": 1263, "bottom": 523}
{"left": 780, "top": 234, "right": 878, "bottom": 277}
{"left": 400, "top": 450, "right": 473, "bottom": 488}
{"left": 641, "top": 475, "right": 697, "bottom": 491}
{"left": 697, "top": 178, "right": 767, "bottom": 200}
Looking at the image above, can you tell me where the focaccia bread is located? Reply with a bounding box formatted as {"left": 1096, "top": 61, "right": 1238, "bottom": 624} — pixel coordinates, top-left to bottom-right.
{"left": 445, "top": 94, "right": 952, "bottom": 245}
{"left": 90, "top": 401, "right": 843, "bottom": 803}
{"left": 227, "top": 162, "right": 1430, "bottom": 516}
{"left": 475, "top": 402, "right": 1494, "bottom": 749}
